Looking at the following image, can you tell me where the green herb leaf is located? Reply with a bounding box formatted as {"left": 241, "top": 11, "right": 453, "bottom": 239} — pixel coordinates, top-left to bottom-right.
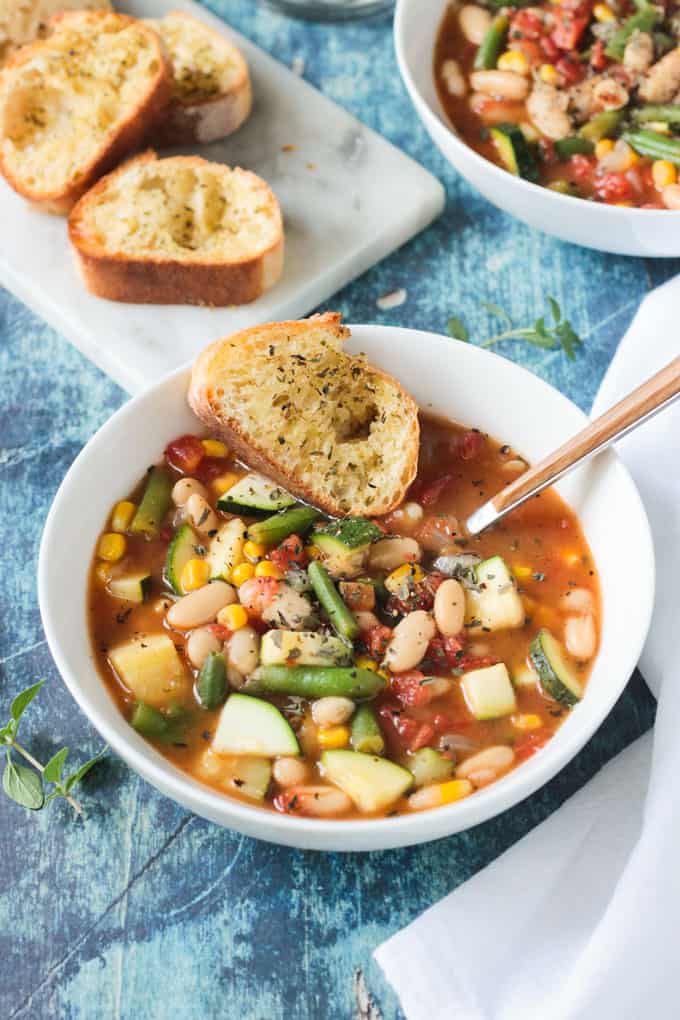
{"left": 63, "top": 748, "right": 107, "bottom": 794}
{"left": 3, "top": 756, "right": 44, "bottom": 810}
{"left": 481, "top": 302, "right": 513, "bottom": 328}
{"left": 547, "top": 296, "right": 561, "bottom": 323}
{"left": 43, "top": 746, "right": 69, "bottom": 784}
{"left": 477, "top": 297, "right": 583, "bottom": 358}
{"left": 447, "top": 317, "right": 469, "bottom": 342}
{"left": 10, "top": 680, "right": 45, "bottom": 726}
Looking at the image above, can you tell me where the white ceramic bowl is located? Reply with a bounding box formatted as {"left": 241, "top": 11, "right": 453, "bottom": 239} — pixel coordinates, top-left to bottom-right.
{"left": 38, "top": 326, "right": 654, "bottom": 851}
{"left": 395, "top": 0, "right": 680, "bottom": 256}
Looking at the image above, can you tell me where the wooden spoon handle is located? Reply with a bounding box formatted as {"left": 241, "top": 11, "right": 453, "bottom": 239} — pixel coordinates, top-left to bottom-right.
{"left": 466, "top": 354, "right": 680, "bottom": 535}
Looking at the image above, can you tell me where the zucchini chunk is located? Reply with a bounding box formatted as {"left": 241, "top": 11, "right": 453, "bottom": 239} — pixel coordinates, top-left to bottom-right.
{"left": 465, "top": 556, "right": 525, "bottom": 632}
{"left": 207, "top": 518, "right": 247, "bottom": 581}
{"left": 529, "top": 629, "right": 583, "bottom": 705}
{"left": 108, "top": 633, "right": 188, "bottom": 707}
{"left": 212, "top": 693, "right": 300, "bottom": 757}
{"left": 461, "top": 662, "right": 517, "bottom": 720}
{"left": 260, "top": 630, "right": 352, "bottom": 667}
{"left": 165, "top": 523, "right": 199, "bottom": 594}
{"left": 129, "top": 466, "right": 173, "bottom": 538}
{"left": 321, "top": 750, "right": 413, "bottom": 813}
{"left": 197, "top": 750, "right": 272, "bottom": 801}
{"left": 407, "top": 748, "right": 455, "bottom": 788}
{"left": 108, "top": 572, "right": 151, "bottom": 604}
{"left": 312, "top": 517, "right": 383, "bottom": 578}
{"left": 490, "top": 124, "right": 539, "bottom": 182}
{"left": 217, "top": 473, "right": 295, "bottom": 516}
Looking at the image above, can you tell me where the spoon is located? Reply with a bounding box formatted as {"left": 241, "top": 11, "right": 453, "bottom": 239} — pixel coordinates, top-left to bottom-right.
{"left": 466, "top": 354, "right": 680, "bottom": 535}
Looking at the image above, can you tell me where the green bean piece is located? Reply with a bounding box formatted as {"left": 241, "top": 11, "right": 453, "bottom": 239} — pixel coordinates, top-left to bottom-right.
{"left": 308, "top": 561, "right": 359, "bottom": 641}
{"left": 633, "top": 105, "right": 680, "bottom": 125}
{"left": 246, "top": 665, "right": 386, "bottom": 700}
{"left": 131, "top": 702, "right": 187, "bottom": 743}
{"left": 623, "top": 129, "right": 680, "bottom": 165}
{"left": 197, "top": 652, "right": 228, "bottom": 710}
{"left": 247, "top": 506, "right": 322, "bottom": 546}
{"left": 129, "top": 467, "right": 173, "bottom": 538}
{"left": 605, "top": 6, "right": 659, "bottom": 60}
{"left": 350, "top": 703, "right": 385, "bottom": 755}
{"left": 554, "top": 136, "right": 594, "bottom": 159}
{"left": 473, "top": 14, "right": 509, "bottom": 70}
{"left": 579, "top": 110, "right": 623, "bottom": 142}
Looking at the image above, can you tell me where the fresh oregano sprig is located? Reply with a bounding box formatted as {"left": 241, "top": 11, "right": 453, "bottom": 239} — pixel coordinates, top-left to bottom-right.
{"left": 1, "top": 680, "right": 105, "bottom": 815}
{"left": 448, "top": 297, "right": 582, "bottom": 360}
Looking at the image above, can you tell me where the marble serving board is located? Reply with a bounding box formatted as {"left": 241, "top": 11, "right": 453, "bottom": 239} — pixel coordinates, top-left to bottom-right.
{"left": 0, "top": 0, "right": 444, "bottom": 394}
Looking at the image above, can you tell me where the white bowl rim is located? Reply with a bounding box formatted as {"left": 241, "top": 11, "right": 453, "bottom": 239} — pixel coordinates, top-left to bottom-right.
{"left": 393, "top": 0, "right": 671, "bottom": 220}
{"left": 38, "top": 325, "right": 655, "bottom": 849}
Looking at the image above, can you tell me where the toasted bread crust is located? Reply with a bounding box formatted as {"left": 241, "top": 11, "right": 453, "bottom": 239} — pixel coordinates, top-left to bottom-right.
{"left": 68, "top": 151, "right": 284, "bottom": 305}
{"left": 0, "top": 12, "right": 172, "bottom": 214}
{"left": 188, "top": 315, "right": 420, "bottom": 517}
{"left": 149, "top": 11, "right": 252, "bottom": 147}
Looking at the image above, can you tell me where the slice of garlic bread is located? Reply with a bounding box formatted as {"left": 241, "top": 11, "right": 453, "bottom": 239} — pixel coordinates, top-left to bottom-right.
{"left": 148, "top": 11, "right": 252, "bottom": 147}
{"left": 188, "top": 314, "right": 420, "bottom": 517}
{"left": 0, "top": 0, "right": 111, "bottom": 64}
{"left": 0, "top": 10, "right": 172, "bottom": 214}
{"left": 68, "top": 150, "right": 284, "bottom": 305}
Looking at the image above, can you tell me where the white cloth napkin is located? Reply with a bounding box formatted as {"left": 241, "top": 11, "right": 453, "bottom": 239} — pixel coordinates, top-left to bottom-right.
{"left": 375, "top": 276, "right": 680, "bottom": 1020}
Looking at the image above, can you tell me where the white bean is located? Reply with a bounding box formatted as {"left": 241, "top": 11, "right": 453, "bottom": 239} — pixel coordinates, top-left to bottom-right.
{"left": 456, "top": 745, "right": 515, "bottom": 780}
{"left": 185, "top": 493, "right": 219, "bottom": 535}
{"left": 227, "top": 626, "right": 260, "bottom": 676}
{"left": 403, "top": 501, "right": 424, "bottom": 524}
{"left": 408, "top": 779, "right": 473, "bottom": 811}
{"left": 559, "top": 587, "right": 594, "bottom": 614}
{"left": 459, "top": 3, "right": 491, "bottom": 44}
{"left": 564, "top": 613, "right": 596, "bottom": 659}
{"left": 273, "top": 757, "right": 309, "bottom": 787}
{"left": 186, "top": 626, "right": 222, "bottom": 669}
{"left": 434, "top": 578, "right": 466, "bottom": 636}
{"left": 592, "top": 77, "right": 629, "bottom": 110}
{"left": 663, "top": 183, "right": 680, "bottom": 210}
{"left": 167, "top": 580, "right": 236, "bottom": 630}
{"left": 284, "top": 785, "right": 353, "bottom": 817}
{"left": 353, "top": 610, "right": 380, "bottom": 632}
{"left": 466, "top": 768, "right": 498, "bottom": 788}
{"left": 227, "top": 663, "right": 245, "bottom": 690}
{"left": 368, "top": 537, "right": 421, "bottom": 572}
{"left": 311, "top": 696, "right": 355, "bottom": 728}
{"left": 470, "top": 69, "right": 530, "bottom": 100}
{"left": 172, "top": 477, "right": 208, "bottom": 507}
{"left": 384, "top": 610, "right": 436, "bottom": 673}
{"left": 441, "top": 58, "right": 467, "bottom": 98}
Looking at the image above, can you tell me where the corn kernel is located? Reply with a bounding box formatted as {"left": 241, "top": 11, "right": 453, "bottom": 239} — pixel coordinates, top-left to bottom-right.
{"left": 243, "top": 540, "right": 266, "bottom": 561}
{"left": 409, "top": 779, "right": 473, "bottom": 810}
{"left": 211, "top": 471, "right": 241, "bottom": 496}
{"left": 307, "top": 545, "right": 321, "bottom": 560}
{"left": 355, "top": 656, "right": 378, "bottom": 672}
{"left": 439, "top": 779, "right": 474, "bottom": 804}
{"left": 110, "top": 500, "right": 136, "bottom": 533}
{"left": 385, "top": 562, "right": 425, "bottom": 594}
{"left": 377, "top": 669, "right": 390, "bottom": 681}
{"left": 255, "top": 560, "right": 283, "bottom": 580}
{"left": 512, "top": 713, "right": 543, "bottom": 730}
{"left": 217, "top": 603, "right": 249, "bottom": 631}
{"left": 181, "top": 558, "right": 210, "bottom": 592}
{"left": 595, "top": 138, "right": 615, "bottom": 159}
{"left": 317, "top": 725, "right": 350, "bottom": 749}
{"left": 231, "top": 561, "right": 256, "bottom": 586}
{"left": 539, "top": 63, "right": 559, "bottom": 86}
{"left": 593, "top": 2, "right": 614, "bottom": 19}
{"left": 95, "top": 561, "right": 112, "bottom": 585}
{"left": 98, "top": 533, "right": 126, "bottom": 562}
{"left": 652, "top": 159, "right": 677, "bottom": 190}
{"left": 201, "top": 439, "right": 229, "bottom": 458}
{"left": 513, "top": 565, "right": 533, "bottom": 580}
{"left": 497, "top": 49, "right": 529, "bottom": 75}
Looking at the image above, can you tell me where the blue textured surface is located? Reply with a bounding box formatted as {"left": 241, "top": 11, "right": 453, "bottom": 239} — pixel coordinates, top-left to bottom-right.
{"left": 0, "top": 4, "right": 665, "bottom": 1018}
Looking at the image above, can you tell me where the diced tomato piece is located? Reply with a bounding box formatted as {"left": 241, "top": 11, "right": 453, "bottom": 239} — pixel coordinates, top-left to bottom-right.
{"left": 339, "top": 580, "right": 375, "bottom": 612}
{"left": 419, "top": 474, "right": 455, "bottom": 507}
{"left": 455, "top": 653, "right": 501, "bottom": 671}
{"left": 510, "top": 9, "right": 544, "bottom": 39}
{"left": 377, "top": 705, "right": 436, "bottom": 753}
{"left": 416, "top": 515, "right": 459, "bottom": 553}
{"left": 386, "top": 571, "right": 444, "bottom": 616}
{"left": 165, "top": 434, "right": 205, "bottom": 474}
{"left": 196, "top": 457, "right": 228, "bottom": 484}
{"left": 590, "top": 39, "right": 608, "bottom": 71}
{"left": 159, "top": 525, "right": 173, "bottom": 542}
{"left": 410, "top": 722, "right": 436, "bottom": 751}
{"left": 459, "top": 429, "right": 485, "bottom": 461}
{"left": 515, "top": 37, "right": 543, "bottom": 66}
{"left": 551, "top": 8, "right": 590, "bottom": 50}
{"left": 390, "top": 670, "right": 433, "bottom": 708}
{"left": 425, "top": 635, "right": 465, "bottom": 669}
{"left": 515, "top": 733, "right": 548, "bottom": 761}
{"left": 595, "top": 171, "right": 634, "bottom": 203}
{"left": 269, "top": 534, "right": 309, "bottom": 572}
{"left": 539, "top": 138, "right": 557, "bottom": 166}
{"left": 433, "top": 712, "right": 472, "bottom": 732}
{"left": 540, "top": 34, "right": 560, "bottom": 61}
{"left": 365, "top": 624, "right": 392, "bottom": 657}
{"left": 568, "top": 153, "right": 596, "bottom": 184}
{"left": 208, "top": 623, "right": 230, "bottom": 641}
{"left": 555, "top": 55, "right": 586, "bottom": 85}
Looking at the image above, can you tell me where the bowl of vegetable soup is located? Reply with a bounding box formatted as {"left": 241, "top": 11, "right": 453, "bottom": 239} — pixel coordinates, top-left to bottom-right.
{"left": 395, "top": 0, "right": 680, "bottom": 255}
{"left": 38, "top": 325, "right": 654, "bottom": 850}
